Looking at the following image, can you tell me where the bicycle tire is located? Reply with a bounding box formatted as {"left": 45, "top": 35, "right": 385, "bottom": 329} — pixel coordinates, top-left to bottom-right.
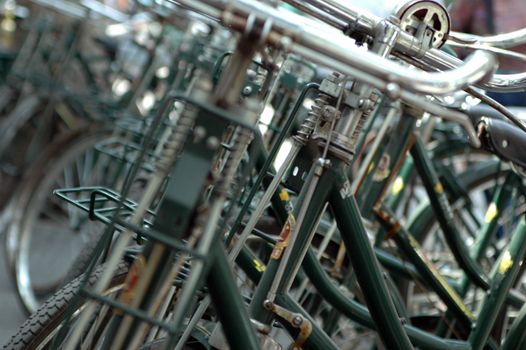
{"left": 2, "top": 260, "right": 130, "bottom": 350}
{"left": 4, "top": 128, "right": 114, "bottom": 314}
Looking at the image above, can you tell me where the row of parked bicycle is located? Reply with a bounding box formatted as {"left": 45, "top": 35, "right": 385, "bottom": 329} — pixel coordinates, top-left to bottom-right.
{"left": 1, "top": 0, "right": 526, "bottom": 349}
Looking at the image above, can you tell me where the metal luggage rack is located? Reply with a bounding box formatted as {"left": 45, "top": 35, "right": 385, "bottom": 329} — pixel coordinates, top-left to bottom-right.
{"left": 112, "top": 112, "right": 177, "bottom": 140}
{"left": 94, "top": 138, "right": 157, "bottom": 172}
{"left": 53, "top": 184, "right": 209, "bottom": 333}
{"left": 93, "top": 113, "right": 181, "bottom": 172}
{"left": 53, "top": 186, "right": 202, "bottom": 257}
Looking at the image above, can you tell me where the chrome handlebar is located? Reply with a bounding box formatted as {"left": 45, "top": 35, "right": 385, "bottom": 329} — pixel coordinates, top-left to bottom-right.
{"left": 418, "top": 49, "right": 526, "bottom": 92}
{"left": 175, "top": 0, "right": 496, "bottom": 95}
{"left": 31, "top": 0, "right": 129, "bottom": 21}
{"left": 172, "top": 0, "right": 497, "bottom": 147}
{"left": 283, "top": 0, "right": 526, "bottom": 92}
{"left": 450, "top": 29, "right": 526, "bottom": 49}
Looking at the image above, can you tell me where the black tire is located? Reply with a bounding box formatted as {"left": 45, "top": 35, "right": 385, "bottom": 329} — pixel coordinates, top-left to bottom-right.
{"left": 3, "top": 260, "right": 130, "bottom": 350}
{"left": 4, "top": 128, "right": 115, "bottom": 314}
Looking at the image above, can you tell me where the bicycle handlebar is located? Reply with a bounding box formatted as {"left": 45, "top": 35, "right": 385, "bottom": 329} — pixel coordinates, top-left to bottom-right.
{"left": 283, "top": 0, "right": 526, "bottom": 92}
{"left": 79, "top": 0, "right": 129, "bottom": 22}
{"left": 449, "top": 28, "right": 526, "bottom": 49}
{"left": 31, "top": 0, "right": 128, "bottom": 22}
{"left": 419, "top": 49, "right": 526, "bottom": 92}
{"left": 175, "top": 0, "right": 496, "bottom": 95}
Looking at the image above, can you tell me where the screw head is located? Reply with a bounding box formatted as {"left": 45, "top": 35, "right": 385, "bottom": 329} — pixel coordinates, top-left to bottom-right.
{"left": 242, "top": 86, "right": 253, "bottom": 95}
{"left": 292, "top": 315, "right": 303, "bottom": 327}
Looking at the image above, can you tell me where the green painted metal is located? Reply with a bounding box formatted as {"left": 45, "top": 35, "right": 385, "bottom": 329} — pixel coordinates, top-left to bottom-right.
{"left": 275, "top": 161, "right": 338, "bottom": 292}
{"left": 225, "top": 83, "right": 319, "bottom": 245}
{"left": 302, "top": 249, "right": 471, "bottom": 350}
{"left": 37, "top": 9, "right": 526, "bottom": 348}
{"left": 256, "top": 149, "right": 290, "bottom": 224}
{"left": 411, "top": 138, "right": 489, "bottom": 290}
{"left": 469, "top": 218, "right": 526, "bottom": 350}
{"left": 249, "top": 158, "right": 333, "bottom": 324}
{"left": 81, "top": 288, "right": 176, "bottom": 332}
{"left": 384, "top": 271, "right": 412, "bottom": 323}
{"left": 329, "top": 160, "right": 414, "bottom": 350}
{"left": 436, "top": 172, "right": 519, "bottom": 337}
{"left": 359, "top": 114, "right": 414, "bottom": 218}
{"left": 501, "top": 299, "right": 526, "bottom": 350}
{"left": 457, "top": 172, "right": 518, "bottom": 296}
{"left": 376, "top": 205, "right": 474, "bottom": 328}
{"left": 407, "top": 159, "right": 501, "bottom": 241}
{"left": 375, "top": 247, "right": 424, "bottom": 282}
{"left": 385, "top": 156, "right": 414, "bottom": 211}
{"left": 204, "top": 241, "right": 262, "bottom": 350}
{"left": 236, "top": 246, "right": 264, "bottom": 284}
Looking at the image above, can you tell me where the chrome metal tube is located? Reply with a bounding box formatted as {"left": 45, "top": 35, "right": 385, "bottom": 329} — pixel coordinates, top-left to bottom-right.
{"left": 446, "top": 42, "right": 526, "bottom": 62}
{"left": 288, "top": 0, "right": 380, "bottom": 34}
{"left": 282, "top": 0, "right": 347, "bottom": 31}
{"left": 32, "top": 0, "right": 129, "bottom": 21}
{"left": 419, "top": 49, "right": 526, "bottom": 92}
{"left": 80, "top": 0, "right": 129, "bottom": 22}
{"left": 283, "top": 0, "right": 526, "bottom": 91}
{"left": 450, "top": 28, "right": 526, "bottom": 49}
{"left": 176, "top": 0, "right": 496, "bottom": 95}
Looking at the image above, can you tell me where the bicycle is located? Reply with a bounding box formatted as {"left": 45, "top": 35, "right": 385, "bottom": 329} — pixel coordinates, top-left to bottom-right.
{"left": 5, "top": 0, "right": 526, "bottom": 349}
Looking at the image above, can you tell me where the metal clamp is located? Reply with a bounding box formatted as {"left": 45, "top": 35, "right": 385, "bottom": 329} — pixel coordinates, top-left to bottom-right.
{"left": 263, "top": 300, "right": 312, "bottom": 349}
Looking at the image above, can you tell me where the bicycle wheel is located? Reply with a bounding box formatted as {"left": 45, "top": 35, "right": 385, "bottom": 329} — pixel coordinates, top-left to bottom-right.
{"left": 411, "top": 161, "right": 524, "bottom": 277}
{"left": 4, "top": 128, "right": 118, "bottom": 314}
{"left": 3, "top": 260, "right": 130, "bottom": 350}
{"left": 4, "top": 254, "right": 215, "bottom": 350}
{"left": 404, "top": 160, "right": 526, "bottom": 338}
